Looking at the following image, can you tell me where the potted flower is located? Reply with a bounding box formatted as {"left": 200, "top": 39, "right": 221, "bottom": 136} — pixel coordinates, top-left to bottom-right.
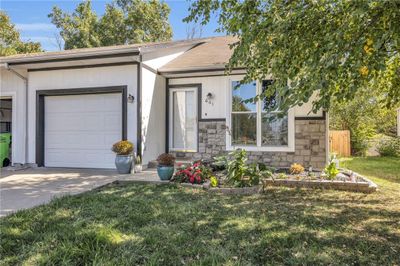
{"left": 111, "top": 140, "right": 134, "bottom": 174}
{"left": 156, "top": 153, "right": 175, "bottom": 180}
{"left": 134, "top": 155, "right": 142, "bottom": 173}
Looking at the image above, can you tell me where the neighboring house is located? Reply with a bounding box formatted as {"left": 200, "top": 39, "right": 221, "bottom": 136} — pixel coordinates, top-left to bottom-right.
{"left": 0, "top": 36, "right": 328, "bottom": 169}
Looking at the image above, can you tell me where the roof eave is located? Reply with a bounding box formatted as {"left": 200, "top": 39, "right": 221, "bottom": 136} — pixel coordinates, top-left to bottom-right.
{"left": 0, "top": 48, "right": 141, "bottom": 65}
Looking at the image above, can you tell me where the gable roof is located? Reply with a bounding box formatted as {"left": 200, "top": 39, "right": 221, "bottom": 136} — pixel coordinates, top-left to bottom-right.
{"left": 0, "top": 38, "right": 210, "bottom": 65}
{"left": 158, "top": 36, "right": 237, "bottom": 73}
{"left": 0, "top": 36, "right": 238, "bottom": 72}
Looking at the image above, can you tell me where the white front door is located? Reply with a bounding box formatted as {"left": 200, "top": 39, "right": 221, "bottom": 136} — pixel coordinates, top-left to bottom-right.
{"left": 169, "top": 88, "right": 197, "bottom": 152}
{"left": 44, "top": 93, "right": 122, "bottom": 169}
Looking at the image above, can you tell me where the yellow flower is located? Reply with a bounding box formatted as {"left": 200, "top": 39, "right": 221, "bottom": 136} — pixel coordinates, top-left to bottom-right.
{"left": 268, "top": 36, "right": 273, "bottom": 45}
{"left": 364, "top": 45, "right": 373, "bottom": 55}
{"left": 359, "top": 66, "right": 369, "bottom": 77}
{"left": 366, "top": 38, "right": 373, "bottom": 46}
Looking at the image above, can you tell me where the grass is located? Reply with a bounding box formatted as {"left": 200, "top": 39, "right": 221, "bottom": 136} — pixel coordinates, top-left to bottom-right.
{"left": 341, "top": 156, "right": 400, "bottom": 183}
{"left": 1, "top": 157, "right": 400, "bottom": 265}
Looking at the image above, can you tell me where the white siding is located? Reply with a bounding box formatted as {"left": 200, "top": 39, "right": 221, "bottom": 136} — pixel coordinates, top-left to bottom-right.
{"left": 141, "top": 68, "right": 166, "bottom": 165}
{"left": 169, "top": 76, "right": 232, "bottom": 119}
{"left": 28, "top": 65, "right": 138, "bottom": 164}
{"left": 169, "top": 76, "right": 323, "bottom": 119}
{"left": 0, "top": 69, "right": 27, "bottom": 164}
{"left": 293, "top": 92, "right": 324, "bottom": 117}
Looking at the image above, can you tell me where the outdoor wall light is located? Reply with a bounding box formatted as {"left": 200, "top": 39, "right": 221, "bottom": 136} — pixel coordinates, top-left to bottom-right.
{"left": 205, "top": 92, "right": 214, "bottom": 104}
{"left": 127, "top": 94, "right": 135, "bottom": 103}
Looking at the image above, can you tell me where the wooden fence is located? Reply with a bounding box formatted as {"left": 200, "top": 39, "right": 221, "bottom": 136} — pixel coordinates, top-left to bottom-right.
{"left": 329, "top": 130, "right": 351, "bottom": 157}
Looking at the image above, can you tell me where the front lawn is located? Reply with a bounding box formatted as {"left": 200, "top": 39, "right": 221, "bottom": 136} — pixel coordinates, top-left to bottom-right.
{"left": 1, "top": 157, "right": 400, "bottom": 265}
{"left": 341, "top": 156, "right": 400, "bottom": 183}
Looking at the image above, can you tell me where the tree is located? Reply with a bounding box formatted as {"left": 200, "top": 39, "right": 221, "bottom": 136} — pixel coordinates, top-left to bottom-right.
{"left": 184, "top": 0, "right": 400, "bottom": 112}
{"left": 330, "top": 87, "right": 398, "bottom": 155}
{"left": 49, "top": 0, "right": 173, "bottom": 50}
{"left": 186, "top": 22, "right": 203, "bottom": 39}
{"left": 0, "top": 11, "right": 42, "bottom": 56}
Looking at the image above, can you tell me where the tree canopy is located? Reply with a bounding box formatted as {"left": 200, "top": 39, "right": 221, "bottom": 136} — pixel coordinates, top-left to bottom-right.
{"left": 49, "top": 0, "right": 173, "bottom": 50}
{"left": 185, "top": 0, "right": 400, "bottom": 112}
{"left": 0, "top": 11, "right": 42, "bottom": 56}
{"left": 330, "top": 86, "right": 397, "bottom": 155}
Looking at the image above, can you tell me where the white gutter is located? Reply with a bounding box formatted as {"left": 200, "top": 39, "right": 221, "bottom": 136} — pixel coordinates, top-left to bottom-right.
{"left": 4, "top": 63, "right": 29, "bottom": 165}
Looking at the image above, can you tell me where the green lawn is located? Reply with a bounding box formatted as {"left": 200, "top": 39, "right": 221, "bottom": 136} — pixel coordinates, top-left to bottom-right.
{"left": 1, "top": 157, "right": 400, "bottom": 265}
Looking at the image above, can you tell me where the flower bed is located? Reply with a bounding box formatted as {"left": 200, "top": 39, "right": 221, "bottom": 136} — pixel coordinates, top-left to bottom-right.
{"left": 262, "top": 168, "right": 378, "bottom": 193}
{"left": 263, "top": 169, "right": 377, "bottom": 193}
{"left": 170, "top": 150, "right": 378, "bottom": 194}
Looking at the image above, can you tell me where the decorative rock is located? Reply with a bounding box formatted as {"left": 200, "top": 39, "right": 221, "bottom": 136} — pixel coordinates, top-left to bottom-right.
{"left": 336, "top": 173, "right": 350, "bottom": 181}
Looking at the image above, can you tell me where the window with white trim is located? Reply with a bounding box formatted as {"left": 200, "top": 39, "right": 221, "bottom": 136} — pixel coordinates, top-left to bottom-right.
{"left": 228, "top": 79, "right": 293, "bottom": 151}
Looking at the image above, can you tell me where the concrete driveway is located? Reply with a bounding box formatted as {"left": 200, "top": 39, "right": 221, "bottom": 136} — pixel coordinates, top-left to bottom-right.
{"left": 0, "top": 167, "right": 159, "bottom": 217}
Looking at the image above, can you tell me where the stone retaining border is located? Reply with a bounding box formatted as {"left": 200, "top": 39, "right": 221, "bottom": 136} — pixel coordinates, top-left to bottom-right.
{"left": 263, "top": 171, "right": 377, "bottom": 193}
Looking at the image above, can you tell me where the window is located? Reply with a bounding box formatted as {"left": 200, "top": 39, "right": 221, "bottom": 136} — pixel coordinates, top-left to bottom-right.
{"left": 227, "top": 79, "right": 294, "bottom": 152}
{"left": 261, "top": 80, "right": 288, "bottom": 146}
{"left": 231, "top": 81, "right": 257, "bottom": 145}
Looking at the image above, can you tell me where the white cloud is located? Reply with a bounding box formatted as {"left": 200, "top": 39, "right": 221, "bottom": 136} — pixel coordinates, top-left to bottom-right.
{"left": 15, "top": 23, "right": 56, "bottom": 32}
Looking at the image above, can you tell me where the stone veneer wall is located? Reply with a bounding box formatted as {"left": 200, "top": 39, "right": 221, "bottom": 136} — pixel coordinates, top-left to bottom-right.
{"left": 170, "top": 119, "right": 327, "bottom": 169}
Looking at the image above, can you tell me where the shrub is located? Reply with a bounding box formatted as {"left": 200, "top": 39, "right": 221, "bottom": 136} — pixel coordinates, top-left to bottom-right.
{"left": 157, "top": 153, "right": 175, "bottom": 166}
{"left": 377, "top": 137, "right": 400, "bottom": 157}
{"left": 210, "top": 176, "right": 218, "bottom": 187}
{"left": 172, "top": 161, "right": 211, "bottom": 184}
{"left": 258, "top": 163, "right": 276, "bottom": 172}
{"left": 111, "top": 141, "right": 134, "bottom": 155}
{"left": 212, "top": 155, "right": 228, "bottom": 171}
{"left": 323, "top": 161, "right": 339, "bottom": 180}
{"left": 225, "top": 149, "right": 268, "bottom": 187}
{"left": 290, "top": 163, "right": 305, "bottom": 174}
{"left": 276, "top": 173, "right": 288, "bottom": 179}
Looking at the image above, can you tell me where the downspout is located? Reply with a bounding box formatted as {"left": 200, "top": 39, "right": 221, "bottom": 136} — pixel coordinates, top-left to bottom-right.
{"left": 5, "top": 63, "right": 29, "bottom": 165}
{"left": 137, "top": 51, "right": 142, "bottom": 160}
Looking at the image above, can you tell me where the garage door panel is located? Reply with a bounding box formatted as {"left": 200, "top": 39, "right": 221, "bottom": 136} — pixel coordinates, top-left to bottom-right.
{"left": 46, "top": 113, "right": 84, "bottom": 131}
{"left": 46, "top": 132, "right": 121, "bottom": 149}
{"left": 44, "top": 93, "right": 122, "bottom": 169}
{"left": 46, "top": 150, "right": 115, "bottom": 168}
{"left": 46, "top": 96, "right": 85, "bottom": 113}
{"left": 100, "top": 94, "right": 123, "bottom": 111}
{"left": 104, "top": 114, "right": 122, "bottom": 129}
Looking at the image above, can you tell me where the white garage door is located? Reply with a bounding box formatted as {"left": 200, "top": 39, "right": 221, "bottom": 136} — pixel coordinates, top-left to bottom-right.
{"left": 44, "top": 93, "right": 122, "bottom": 169}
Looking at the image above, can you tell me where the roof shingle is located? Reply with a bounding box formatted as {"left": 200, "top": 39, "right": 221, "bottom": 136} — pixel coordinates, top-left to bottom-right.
{"left": 159, "top": 36, "right": 237, "bottom": 73}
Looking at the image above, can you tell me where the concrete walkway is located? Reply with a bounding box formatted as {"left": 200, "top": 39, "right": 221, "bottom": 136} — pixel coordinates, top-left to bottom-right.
{"left": 0, "top": 167, "right": 162, "bottom": 217}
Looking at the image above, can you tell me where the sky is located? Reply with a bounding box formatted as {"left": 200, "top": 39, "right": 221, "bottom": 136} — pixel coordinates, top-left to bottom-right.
{"left": 0, "top": 0, "right": 223, "bottom": 51}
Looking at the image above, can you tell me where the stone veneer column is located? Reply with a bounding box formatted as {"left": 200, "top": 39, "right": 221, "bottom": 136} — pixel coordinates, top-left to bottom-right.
{"left": 170, "top": 119, "right": 327, "bottom": 169}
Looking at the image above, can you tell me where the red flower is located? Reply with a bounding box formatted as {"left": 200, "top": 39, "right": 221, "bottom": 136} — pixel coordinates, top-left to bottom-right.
{"left": 196, "top": 176, "right": 202, "bottom": 184}
{"left": 189, "top": 176, "right": 195, "bottom": 183}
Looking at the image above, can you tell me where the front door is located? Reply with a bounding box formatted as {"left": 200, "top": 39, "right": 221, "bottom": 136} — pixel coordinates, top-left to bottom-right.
{"left": 169, "top": 88, "right": 197, "bottom": 152}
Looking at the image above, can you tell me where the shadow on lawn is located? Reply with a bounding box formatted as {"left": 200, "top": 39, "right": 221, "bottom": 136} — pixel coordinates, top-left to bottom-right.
{"left": 1, "top": 183, "right": 400, "bottom": 265}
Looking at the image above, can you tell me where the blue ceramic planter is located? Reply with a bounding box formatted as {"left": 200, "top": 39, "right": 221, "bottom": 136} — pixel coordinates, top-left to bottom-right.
{"left": 157, "top": 165, "right": 174, "bottom": 180}
{"left": 115, "top": 155, "right": 133, "bottom": 174}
